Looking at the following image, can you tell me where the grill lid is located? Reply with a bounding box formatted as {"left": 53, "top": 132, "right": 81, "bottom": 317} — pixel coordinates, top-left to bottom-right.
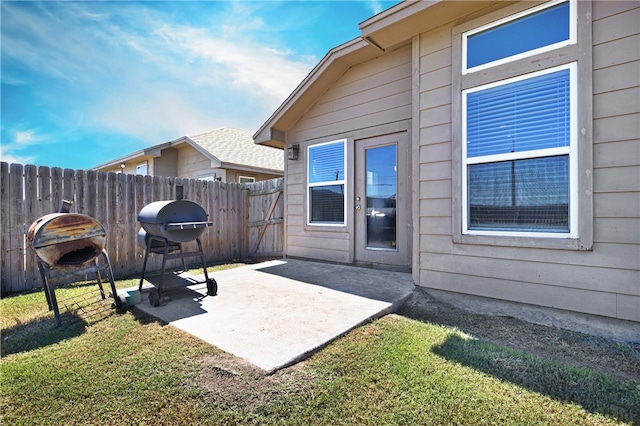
{"left": 138, "top": 200, "right": 212, "bottom": 243}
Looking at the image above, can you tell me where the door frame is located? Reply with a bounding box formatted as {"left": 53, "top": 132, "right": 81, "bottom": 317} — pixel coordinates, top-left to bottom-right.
{"left": 353, "top": 131, "right": 410, "bottom": 268}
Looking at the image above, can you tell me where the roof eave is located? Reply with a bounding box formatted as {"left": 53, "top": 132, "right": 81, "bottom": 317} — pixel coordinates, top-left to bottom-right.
{"left": 254, "top": 37, "right": 380, "bottom": 147}
{"left": 221, "top": 162, "right": 284, "bottom": 176}
{"left": 254, "top": 0, "right": 511, "bottom": 147}
{"left": 360, "top": 0, "right": 508, "bottom": 51}
{"left": 91, "top": 150, "right": 147, "bottom": 171}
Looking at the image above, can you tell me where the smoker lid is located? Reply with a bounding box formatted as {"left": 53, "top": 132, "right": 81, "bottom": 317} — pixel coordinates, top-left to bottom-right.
{"left": 27, "top": 213, "right": 106, "bottom": 248}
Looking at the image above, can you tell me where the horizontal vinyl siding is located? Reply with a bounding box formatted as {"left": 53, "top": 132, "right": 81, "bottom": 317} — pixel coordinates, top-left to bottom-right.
{"left": 417, "top": 2, "right": 640, "bottom": 322}
{"left": 418, "top": 25, "right": 455, "bottom": 260}
{"left": 290, "top": 45, "right": 412, "bottom": 142}
{"left": 284, "top": 45, "right": 412, "bottom": 264}
{"left": 177, "top": 146, "right": 211, "bottom": 179}
{"left": 420, "top": 270, "right": 620, "bottom": 319}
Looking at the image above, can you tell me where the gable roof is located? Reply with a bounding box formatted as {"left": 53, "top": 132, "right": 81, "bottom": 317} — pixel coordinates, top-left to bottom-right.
{"left": 253, "top": 0, "right": 502, "bottom": 148}
{"left": 93, "top": 127, "right": 283, "bottom": 173}
{"left": 188, "top": 127, "right": 283, "bottom": 171}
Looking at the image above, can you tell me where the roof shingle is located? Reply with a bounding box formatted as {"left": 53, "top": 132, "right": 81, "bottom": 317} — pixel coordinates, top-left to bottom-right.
{"left": 189, "top": 127, "right": 284, "bottom": 172}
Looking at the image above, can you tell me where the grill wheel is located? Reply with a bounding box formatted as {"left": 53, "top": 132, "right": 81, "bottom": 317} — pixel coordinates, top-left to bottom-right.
{"left": 207, "top": 278, "right": 218, "bottom": 296}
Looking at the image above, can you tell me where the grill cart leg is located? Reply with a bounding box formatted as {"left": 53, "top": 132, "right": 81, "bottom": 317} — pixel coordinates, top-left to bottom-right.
{"left": 195, "top": 238, "right": 217, "bottom": 296}
{"left": 158, "top": 237, "right": 171, "bottom": 302}
{"left": 139, "top": 241, "right": 152, "bottom": 292}
{"left": 139, "top": 234, "right": 216, "bottom": 306}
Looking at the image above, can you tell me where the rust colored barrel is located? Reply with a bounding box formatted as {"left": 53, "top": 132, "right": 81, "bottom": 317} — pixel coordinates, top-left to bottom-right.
{"left": 27, "top": 213, "right": 107, "bottom": 268}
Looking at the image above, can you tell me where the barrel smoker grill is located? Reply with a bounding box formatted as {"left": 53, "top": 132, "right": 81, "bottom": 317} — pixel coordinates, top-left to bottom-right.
{"left": 27, "top": 202, "right": 126, "bottom": 326}
{"left": 137, "top": 200, "right": 217, "bottom": 306}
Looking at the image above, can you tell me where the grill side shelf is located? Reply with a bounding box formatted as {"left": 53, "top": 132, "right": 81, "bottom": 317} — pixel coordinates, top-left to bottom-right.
{"left": 164, "top": 222, "right": 213, "bottom": 231}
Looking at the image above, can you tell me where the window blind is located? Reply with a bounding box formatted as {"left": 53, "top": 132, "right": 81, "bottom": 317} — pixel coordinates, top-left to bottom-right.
{"left": 466, "top": 68, "right": 571, "bottom": 158}
{"left": 309, "top": 142, "right": 344, "bottom": 183}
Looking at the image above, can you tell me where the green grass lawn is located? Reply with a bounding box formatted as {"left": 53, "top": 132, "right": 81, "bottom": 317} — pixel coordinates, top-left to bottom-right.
{"left": 1, "top": 273, "right": 638, "bottom": 425}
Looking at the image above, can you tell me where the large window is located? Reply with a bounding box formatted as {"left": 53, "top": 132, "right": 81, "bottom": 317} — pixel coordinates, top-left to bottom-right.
{"left": 460, "top": 0, "right": 579, "bottom": 238}
{"left": 307, "top": 140, "right": 346, "bottom": 225}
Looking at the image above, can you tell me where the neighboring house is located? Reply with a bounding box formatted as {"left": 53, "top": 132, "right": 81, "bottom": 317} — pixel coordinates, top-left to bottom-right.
{"left": 255, "top": 0, "right": 640, "bottom": 326}
{"left": 94, "top": 127, "right": 283, "bottom": 183}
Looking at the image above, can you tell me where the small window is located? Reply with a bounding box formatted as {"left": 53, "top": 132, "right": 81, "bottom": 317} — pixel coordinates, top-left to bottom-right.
{"left": 463, "top": 0, "right": 574, "bottom": 73}
{"left": 307, "top": 140, "right": 346, "bottom": 225}
{"left": 136, "top": 162, "right": 148, "bottom": 176}
{"left": 462, "top": 64, "right": 577, "bottom": 236}
{"left": 239, "top": 176, "right": 256, "bottom": 183}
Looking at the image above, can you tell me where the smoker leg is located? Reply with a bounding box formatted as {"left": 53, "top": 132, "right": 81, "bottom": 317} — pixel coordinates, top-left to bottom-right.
{"left": 37, "top": 261, "right": 53, "bottom": 311}
{"left": 95, "top": 270, "right": 106, "bottom": 300}
{"left": 99, "top": 250, "right": 126, "bottom": 312}
{"left": 37, "top": 261, "right": 62, "bottom": 326}
{"left": 48, "top": 285, "right": 63, "bottom": 327}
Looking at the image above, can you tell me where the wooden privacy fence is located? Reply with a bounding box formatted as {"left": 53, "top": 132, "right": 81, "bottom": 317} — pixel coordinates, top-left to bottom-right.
{"left": 0, "top": 162, "right": 283, "bottom": 294}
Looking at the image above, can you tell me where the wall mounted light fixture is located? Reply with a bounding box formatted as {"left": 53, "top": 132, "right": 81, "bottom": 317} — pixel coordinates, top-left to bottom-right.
{"left": 287, "top": 144, "right": 299, "bottom": 161}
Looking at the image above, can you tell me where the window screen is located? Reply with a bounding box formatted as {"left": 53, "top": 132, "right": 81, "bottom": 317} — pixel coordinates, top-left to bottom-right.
{"left": 468, "top": 156, "right": 569, "bottom": 232}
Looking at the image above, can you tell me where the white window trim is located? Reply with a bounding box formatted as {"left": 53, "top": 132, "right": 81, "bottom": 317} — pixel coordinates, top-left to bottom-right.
{"left": 306, "top": 139, "right": 347, "bottom": 227}
{"left": 461, "top": 62, "right": 578, "bottom": 239}
{"left": 239, "top": 175, "right": 256, "bottom": 183}
{"left": 462, "top": 0, "right": 576, "bottom": 75}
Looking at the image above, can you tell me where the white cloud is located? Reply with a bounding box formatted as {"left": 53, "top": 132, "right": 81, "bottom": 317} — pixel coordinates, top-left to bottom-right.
{"left": 367, "top": 1, "right": 386, "bottom": 15}
{"left": 158, "top": 25, "right": 313, "bottom": 100}
{"left": 15, "top": 130, "right": 37, "bottom": 145}
{"left": 1, "top": 1, "right": 317, "bottom": 152}
{"left": 0, "top": 145, "right": 34, "bottom": 165}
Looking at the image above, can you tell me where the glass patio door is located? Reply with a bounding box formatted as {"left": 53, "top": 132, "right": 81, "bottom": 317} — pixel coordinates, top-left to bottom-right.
{"left": 354, "top": 133, "right": 409, "bottom": 268}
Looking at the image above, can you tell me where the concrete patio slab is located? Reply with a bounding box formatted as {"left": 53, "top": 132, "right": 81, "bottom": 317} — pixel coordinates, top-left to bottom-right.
{"left": 131, "top": 259, "right": 414, "bottom": 372}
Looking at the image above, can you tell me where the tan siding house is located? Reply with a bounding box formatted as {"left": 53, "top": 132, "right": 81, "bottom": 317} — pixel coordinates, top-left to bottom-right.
{"left": 255, "top": 0, "right": 640, "bottom": 328}
{"left": 94, "top": 127, "right": 283, "bottom": 182}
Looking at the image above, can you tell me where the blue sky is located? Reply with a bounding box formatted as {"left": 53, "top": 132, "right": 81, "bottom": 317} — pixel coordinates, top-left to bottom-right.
{"left": 1, "top": 0, "right": 400, "bottom": 169}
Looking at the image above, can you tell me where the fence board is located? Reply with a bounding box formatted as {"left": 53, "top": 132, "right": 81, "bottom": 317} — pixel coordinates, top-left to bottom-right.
{"left": 75, "top": 169, "right": 86, "bottom": 214}
{"left": 24, "top": 165, "right": 40, "bottom": 290}
{"left": 0, "top": 161, "right": 282, "bottom": 294}
{"left": 63, "top": 168, "right": 75, "bottom": 204}
{"left": 9, "top": 164, "right": 26, "bottom": 292}
{"left": 50, "top": 167, "right": 63, "bottom": 213}
{"left": 1, "top": 162, "right": 10, "bottom": 289}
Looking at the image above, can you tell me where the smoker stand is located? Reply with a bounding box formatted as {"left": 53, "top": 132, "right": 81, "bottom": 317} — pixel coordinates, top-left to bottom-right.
{"left": 37, "top": 250, "right": 127, "bottom": 327}
{"left": 138, "top": 235, "right": 217, "bottom": 307}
